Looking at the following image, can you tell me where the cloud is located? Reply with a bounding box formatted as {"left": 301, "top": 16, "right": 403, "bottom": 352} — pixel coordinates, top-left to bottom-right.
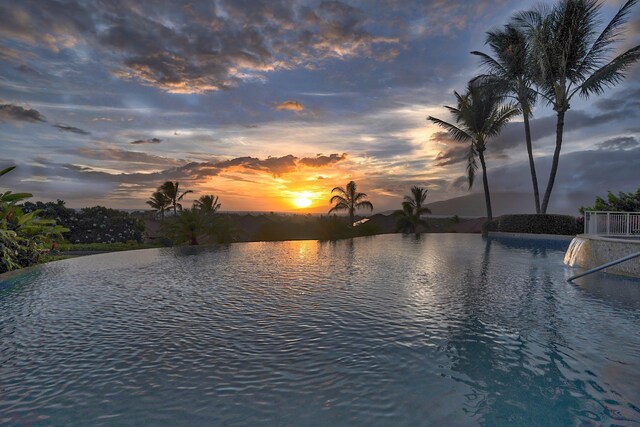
{"left": 0, "top": 104, "right": 46, "bottom": 123}
{"left": 597, "top": 136, "right": 639, "bottom": 151}
{"left": 0, "top": 0, "right": 399, "bottom": 94}
{"left": 275, "top": 100, "right": 305, "bottom": 111}
{"left": 430, "top": 107, "right": 638, "bottom": 165}
{"left": 130, "top": 138, "right": 162, "bottom": 144}
{"left": 53, "top": 124, "right": 91, "bottom": 135}
{"left": 434, "top": 145, "right": 470, "bottom": 167}
{"left": 298, "top": 153, "right": 347, "bottom": 167}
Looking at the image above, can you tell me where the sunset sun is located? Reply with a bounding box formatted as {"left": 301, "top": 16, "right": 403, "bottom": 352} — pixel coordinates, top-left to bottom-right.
{"left": 292, "top": 192, "right": 313, "bottom": 209}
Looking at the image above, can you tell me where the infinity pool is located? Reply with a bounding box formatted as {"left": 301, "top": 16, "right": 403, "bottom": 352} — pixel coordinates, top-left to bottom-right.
{"left": 1, "top": 234, "right": 639, "bottom": 425}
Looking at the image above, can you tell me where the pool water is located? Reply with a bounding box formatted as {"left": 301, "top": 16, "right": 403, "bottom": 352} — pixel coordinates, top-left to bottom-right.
{"left": 1, "top": 234, "right": 639, "bottom": 425}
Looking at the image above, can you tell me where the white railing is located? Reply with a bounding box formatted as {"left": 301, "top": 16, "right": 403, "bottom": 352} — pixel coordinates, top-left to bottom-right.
{"left": 584, "top": 211, "right": 640, "bottom": 236}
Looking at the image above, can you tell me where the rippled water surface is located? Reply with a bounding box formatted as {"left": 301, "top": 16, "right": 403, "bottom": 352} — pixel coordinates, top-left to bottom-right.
{"left": 1, "top": 234, "right": 639, "bottom": 426}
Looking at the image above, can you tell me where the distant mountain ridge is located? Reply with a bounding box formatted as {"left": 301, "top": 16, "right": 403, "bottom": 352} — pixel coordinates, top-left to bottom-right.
{"left": 425, "top": 192, "right": 591, "bottom": 216}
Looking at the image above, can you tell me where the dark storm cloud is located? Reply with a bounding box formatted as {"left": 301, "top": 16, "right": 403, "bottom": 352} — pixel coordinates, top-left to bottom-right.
{"left": 130, "top": 138, "right": 162, "bottom": 145}
{"left": 0, "top": 104, "right": 46, "bottom": 123}
{"left": 0, "top": 0, "right": 398, "bottom": 94}
{"left": 53, "top": 124, "right": 91, "bottom": 135}
{"left": 597, "top": 136, "right": 639, "bottom": 151}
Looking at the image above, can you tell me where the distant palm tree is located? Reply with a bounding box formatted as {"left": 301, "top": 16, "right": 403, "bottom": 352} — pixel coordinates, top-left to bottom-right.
{"left": 160, "top": 181, "right": 193, "bottom": 215}
{"left": 146, "top": 190, "right": 172, "bottom": 219}
{"left": 328, "top": 181, "right": 373, "bottom": 226}
{"left": 162, "top": 208, "right": 207, "bottom": 245}
{"left": 472, "top": 24, "right": 541, "bottom": 213}
{"left": 515, "top": 0, "right": 640, "bottom": 213}
{"left": 193, "top": 194, "right": 221, "bottom": 213}
{"left": 395, "top": 186, "right": 431, "bottom": 235}
{"left": 427, "top": 80, "right": 520, "bottom": 220}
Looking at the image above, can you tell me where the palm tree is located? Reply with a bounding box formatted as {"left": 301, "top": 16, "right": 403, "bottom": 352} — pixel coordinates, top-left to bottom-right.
{"left": 328, "top": 181, "right": 373, "bottom": 226}
{"left": 427, "top": 80, "right": 520, "bottom": 220}
{"left": 471, "top": 24, "right": 541, "bottom": 213}
{"left": 162, "top": 208, "right": 207, "bottom": 245}
{"left": 160, "top": 181, "right": 193, "bottom": 215}
{"left": 515, "top": 0, "right": 640, "bottom": 213}
{"left": 395, "top": 186, "right": 431, "bottom": 235}
{"left": 146, "top": 191, "right": 172, "bottom": 219}
{"left": 193, "top": 194, "right": 221, "bottom": 213}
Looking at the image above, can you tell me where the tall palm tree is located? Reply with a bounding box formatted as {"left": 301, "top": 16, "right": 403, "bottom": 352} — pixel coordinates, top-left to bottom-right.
{"left": 395, "top": 186, "right": 432, "bottom": 235}
{"left": 515, "top": 0, "right": 640, "bottom": 213}
{"left": 427, "top": 80, "right": 520, "bottom": 220}
{"left": 471, "top": 24, "right": 541, "bottom": 213}
{"left": 328, "top": 181, "right": 373, "bottom": 226}
{"left": 162, "top": 208, "right": 207, "bottom": 245}
{"left": 160, "top": 181, "right": 193, "bottom": 215}
{"left": 193, "top": 194, "right": 221, "bottom": 213}
{"left": 146, "top": 191, "right": 172, "bottom": 219}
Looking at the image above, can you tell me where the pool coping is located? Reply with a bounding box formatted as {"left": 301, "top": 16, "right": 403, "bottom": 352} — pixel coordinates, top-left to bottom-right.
{"left": 488, "top": 231, "right": 574, "bottom": 241}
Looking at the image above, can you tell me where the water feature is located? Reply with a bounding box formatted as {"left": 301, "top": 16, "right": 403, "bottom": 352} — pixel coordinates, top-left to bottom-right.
{"left": 1, "top": 234, "right": 639, "bottom": 425}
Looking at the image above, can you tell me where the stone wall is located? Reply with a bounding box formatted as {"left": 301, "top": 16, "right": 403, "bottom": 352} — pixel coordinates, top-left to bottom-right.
{"left": 564, "top": 235, "right": 640, "bottom": 277}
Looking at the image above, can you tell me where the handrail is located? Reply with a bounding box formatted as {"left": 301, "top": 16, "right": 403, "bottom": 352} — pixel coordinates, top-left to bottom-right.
{"left": 583, "top": 211, "right": 640, "bottom": 236}
{"left": 567, "top": 251, "right": 640, "bottom": 282}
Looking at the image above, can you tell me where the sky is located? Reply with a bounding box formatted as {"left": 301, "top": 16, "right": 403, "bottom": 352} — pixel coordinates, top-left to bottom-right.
{"left": 0, "top": 0, "right": 639, "bottom": 214}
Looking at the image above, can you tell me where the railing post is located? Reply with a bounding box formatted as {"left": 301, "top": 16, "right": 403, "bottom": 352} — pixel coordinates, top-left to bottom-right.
{"left": 606, "top": 212, "right": 610, "bottom": 235}
{"left": 626, "top": 212, "right": 630, "bottom": 236}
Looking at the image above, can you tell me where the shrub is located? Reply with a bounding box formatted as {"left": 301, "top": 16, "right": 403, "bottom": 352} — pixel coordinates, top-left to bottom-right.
{"left": 481, "top": 214, "right": 580, "bottom": 236}
{"left": 22, "top": 201, "right": 145, "bottom": 244}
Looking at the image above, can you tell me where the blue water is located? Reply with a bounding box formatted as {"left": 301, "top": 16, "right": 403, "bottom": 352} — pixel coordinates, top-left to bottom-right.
{"left": 1, "top": 234, "right": 639, "bottom": 426}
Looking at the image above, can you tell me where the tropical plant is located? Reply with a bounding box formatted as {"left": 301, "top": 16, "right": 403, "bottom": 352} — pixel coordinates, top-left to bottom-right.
{"left": 193, "top": 194, "right": 221, "bottom": 213}
{"left": 427, "top": 79, "right": 520, "bottom": 220}
{"left": 515, "top": 0, "right": 640, "bottom": 213}
{"left": 161, "top": 208, "right": 207, "bottom": 245}
{"left": 328, "top": 181, "right": 374, "bottom": 226}
{"left": 472, "top": 24, "right": 542, "bottom": 213}
{"left": 1, "top": 166, "right": 68, "bottom": 273}
{"left": 395, "top": 186, "right": 431, "bottom": 235}
{"left": 146, "top": 191, "right": 172, "bottom": 219}
{"left": 579, "top": 186, "right": 640, "bottom": 213}
{"left": 159, "top": 181, "right": 193, "bottom": 214}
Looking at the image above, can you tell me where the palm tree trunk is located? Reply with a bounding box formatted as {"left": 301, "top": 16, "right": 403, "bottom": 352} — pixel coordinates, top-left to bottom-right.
{"left": 541, "top": 110, "right": 565, "bottom": 214}
{"left": 349, "top": 208, "right": 354, "bottom": 227}
{"left": 523, "top": 114, "right": 541, "bottom": 214}
{"left": 478, "top": 149, "right": 493, "bottom": 221}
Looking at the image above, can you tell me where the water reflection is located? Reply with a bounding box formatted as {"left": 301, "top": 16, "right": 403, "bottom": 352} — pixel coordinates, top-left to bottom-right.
{"left": 0, "top": 234, "right": 639, "bottom": 425}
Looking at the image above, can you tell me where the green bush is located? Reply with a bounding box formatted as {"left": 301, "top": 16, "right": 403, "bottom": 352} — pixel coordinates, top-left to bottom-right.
{"left": 481, "top": 214, "right": 580, "bottom": 236}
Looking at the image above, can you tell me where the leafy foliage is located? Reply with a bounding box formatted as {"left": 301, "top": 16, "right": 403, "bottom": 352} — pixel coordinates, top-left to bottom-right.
{"left": 482, "top": 214, "right": 580, "bottom": 236}
{"left": 1, "top": 167, "right": 68, "bottom": 273}
{"left": 22, "top": 201, "right": 144, "bottom": 244}
{"left": 579, "top": 187, "right": 640, "bottom": 213}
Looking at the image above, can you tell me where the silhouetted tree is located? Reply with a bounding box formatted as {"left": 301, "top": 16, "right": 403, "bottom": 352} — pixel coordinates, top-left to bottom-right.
{"left": 160, "top": 181, "right": 192, "bottom": 214}
{"left": 428, "top": 79, "right": 520, "bottom": 220}
{"left": 328, "top": 181, "right": 373, "bottom": 226}
{"left": 515, "top": 0, "right": 640, "bottom": 213}
{"left": 395, "top": 186, "right": 431, "bottom": 235}
{"left": 472, "top": 24, "right": 541, "bottom": 213}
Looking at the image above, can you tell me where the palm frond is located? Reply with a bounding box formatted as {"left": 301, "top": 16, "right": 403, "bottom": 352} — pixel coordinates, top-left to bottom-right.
{"left": 470, "top": 51, "right": 509, "bottom": 77}
{"left": 355, "top": 201, "right": 373, "bottom": 211}
{"left": 577, "top": 45, "right": 640, "bottom": 97}
{"left": 330, "top": 195, "right": 348, "bottom": 205}
{"left": 427, "top": 116, "right": 473, "bottom": 142}
{"left": 577, "top": 0, "right": 639, "bottom": 75}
